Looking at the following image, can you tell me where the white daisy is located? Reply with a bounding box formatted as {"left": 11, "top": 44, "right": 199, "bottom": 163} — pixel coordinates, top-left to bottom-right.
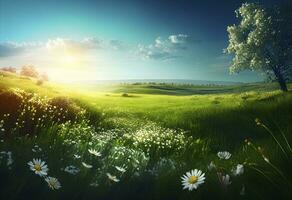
{"left": 45, "top": 177, "right": 61, "bottom": 190}
{"left": 106, "top": 173, "right": 120, "bottom": 182}
{"left": 115, "top": 166, "right": 126, "bottom": 173}
{"left": 82, "top": 162, "right": 92, "bottom": 169}
{"left": 181, "top": 169, "right": 205, "bottom": 191}
{"left": 232, "top": 164, "right": 244, "bottom": 176}
{"left": 88, "top": 149, "right": 101, "bottom": 157}
{"left": 217, "top": 151, "right": 231, "bottom": 160}
{"left": 28, "top": 158, "right": 49, "bottom": 176}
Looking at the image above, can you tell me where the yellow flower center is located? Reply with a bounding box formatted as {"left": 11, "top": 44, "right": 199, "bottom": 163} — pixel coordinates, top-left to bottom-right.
{"left": 34, "top": 164, "right": 42, "bottom": 171}
{"left": 188, "top": 175, "right": 198, "bottom": 184}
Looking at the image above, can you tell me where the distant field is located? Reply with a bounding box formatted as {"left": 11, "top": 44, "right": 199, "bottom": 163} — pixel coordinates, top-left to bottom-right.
{"left": 1, "top": 70, "right": 292, "bottom": 143}
{"left": 109, "top": 82, "right": 285, "bottom": 95}
{"left": 1, "top": 70, "right": 292, "bottom": 199}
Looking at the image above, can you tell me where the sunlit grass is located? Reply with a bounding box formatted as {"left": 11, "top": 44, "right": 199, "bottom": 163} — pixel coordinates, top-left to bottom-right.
{"left": 0, "top": 71, "right": 292, "bottom": 199}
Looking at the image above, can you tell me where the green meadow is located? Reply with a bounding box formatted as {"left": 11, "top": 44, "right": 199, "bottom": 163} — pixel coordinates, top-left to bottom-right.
{"left": 0, "top": 70, "right": 292, "bottom": 200}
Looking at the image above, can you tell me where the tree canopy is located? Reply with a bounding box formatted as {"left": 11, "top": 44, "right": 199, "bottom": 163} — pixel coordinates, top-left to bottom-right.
{"left": 20, "top": 65, "right": 39, "bottom": 78}
{"left": 226, "top": 3, "right": 292, "bottom": 91}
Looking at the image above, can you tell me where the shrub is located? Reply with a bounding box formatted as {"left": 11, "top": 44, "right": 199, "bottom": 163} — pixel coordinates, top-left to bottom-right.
{"left": 0, "top": 89, "right": 86, "bottom": 136}
{"left": 0, "top": 89, "right": 22, "bottom": 115}
{"left": 49, "top": 96, "right": 86, "bottom": 122}
{"left": 36, "top": 79, "right": 43, "bottom": 85}
{"left": 121, "top": 93, "right": 129, "bottom": 97}
{"left": 20, "top": 65, "right": 39, "bottom": 78}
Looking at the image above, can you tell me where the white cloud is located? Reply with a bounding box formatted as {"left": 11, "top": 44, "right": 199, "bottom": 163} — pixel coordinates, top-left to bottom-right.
{"left": 0, "top": 37, "right": 125, "bottom": 57}
{"left": 168, "top": 34, "right": 188, "bottom": 44}
{"left": 108, "top": 40, "right": 127, "bottom": 50}
{"left": 0, "top": 41, "right": 43, "bottom": 57}
{"left": 138, "top": 44, "right": 175, "bottom": 60}
{"left": 137, "top": 34, "right": 190, "bottom": 60}
{"left": 45, "top": 38, "right": 103, "bottom": 53}
{"left": 0, "top": 34, "right": 194, "bottom": 62}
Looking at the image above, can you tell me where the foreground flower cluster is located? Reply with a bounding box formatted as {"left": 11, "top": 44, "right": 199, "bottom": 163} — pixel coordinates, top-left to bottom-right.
{"left": 25, "top": 145, "right": 128, "bottom": 191}
{"left": 181, "top": 151, "right": 245, "bottom": 193}
{"left": 28, "top": 158, "right": 61, "bottom": 190}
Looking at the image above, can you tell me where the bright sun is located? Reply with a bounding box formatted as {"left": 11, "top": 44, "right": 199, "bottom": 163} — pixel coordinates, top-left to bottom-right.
{"left": 47, "top": 42, "right": 85, "bottom": 69}
{"left": 56, "top": 52, "right": 83, "bottom": 68}
{"left": 62, "top": 54, "right": 77, "bottom": 64}
{"left": 46, "top": 44, "right": 100, "bottom": 82}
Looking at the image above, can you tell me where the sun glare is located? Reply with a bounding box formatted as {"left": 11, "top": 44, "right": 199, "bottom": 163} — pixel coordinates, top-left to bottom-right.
{"left": 62, "top": 54, "right": 77, "bottom": 64}
{"left": 46, "top": 42, "right": 86, "bottom": 69}
{"left": 54, "top": 51, "right": 83, "bottom": 68}
{"left": 46, "top": 68, "right": 97, "bottom": 83}
{"left": 45, "top": 44, "right": 103, "bottom": 82}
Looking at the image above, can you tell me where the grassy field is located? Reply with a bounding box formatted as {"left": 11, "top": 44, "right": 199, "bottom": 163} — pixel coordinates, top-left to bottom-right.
{"left": 0, "top": 70, "right": 292, "bottom": 200}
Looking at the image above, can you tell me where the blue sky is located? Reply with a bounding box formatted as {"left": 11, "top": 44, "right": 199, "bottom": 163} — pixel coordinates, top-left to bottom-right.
{"left": 0, "top": 0, "right": 288, "bottom": 82}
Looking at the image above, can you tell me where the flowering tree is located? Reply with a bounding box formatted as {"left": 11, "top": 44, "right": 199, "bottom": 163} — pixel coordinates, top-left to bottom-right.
{"left": 226, "top": 3, "right": 292, "bottom": 91}
{"left": 20, "top": 65, "right": 39, "bottom": 78}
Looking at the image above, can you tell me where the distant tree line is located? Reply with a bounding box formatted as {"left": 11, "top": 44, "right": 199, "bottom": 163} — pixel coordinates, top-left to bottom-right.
{"left": 0, "top": 66, "right": 17, "bottom": 73}
{"left": 121, "top": 82, "right": 226, "bottom": 87}
{"left": 0, "top": 65, "right": 49, "bottom": 84}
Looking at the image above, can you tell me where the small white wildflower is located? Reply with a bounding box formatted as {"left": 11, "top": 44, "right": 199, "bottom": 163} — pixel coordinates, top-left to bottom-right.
{"left": 88, "top": 149, "right": 101, "bottom": 157}
{"left": 115, "top": 166, "right": 126, "bottom": 173}
{"left": 219, "top": 173, "right": 232, "bottom": 186}
{"left": 32, "top": 145, "right": 42, "bottom": 153}
{"left": 82, "top": 162, "right": 92, "bottom": 169}
{"left": 6, "top": 153, "right": 13, "bottom": 168}
{"left": 28, "top": 158, "right": 49, "bottom": 176}
{"left": 0, "top": 151, "right": 13, "bottom": 169}
{"left": 7, "top": 157, "right": 13, "bottom": 166}
{"left": 73, "top": 154, "right": 81, "bottom": 159}
{"left": 106, "top": 173, "right": 120, "bottom": 182}
{"left": 45, "top": 177, "right": 61, "bottom": 190}
{"left": 64, "top": 165, "right": 80, "bottom": 175}
{"left": 207, "top": 161, "right": 216, "bottom": 171}
{"left": 90, "top": 182, "right": 99, "bottom": 187}
{"left": 217, "top": 151, "right": 231, "bottom": 160}
{"left": 232, "top": 164, "right": 244, "bottom": 176}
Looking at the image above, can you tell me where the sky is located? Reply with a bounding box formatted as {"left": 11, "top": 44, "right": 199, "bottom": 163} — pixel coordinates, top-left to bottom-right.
{"left": 0, "top": 0, "right": 289, "bottom": 82}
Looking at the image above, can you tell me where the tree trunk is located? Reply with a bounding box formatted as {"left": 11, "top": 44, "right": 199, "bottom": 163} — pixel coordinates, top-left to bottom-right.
{"left": 274, "top": 69, "right": 288, "bottom": 92}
